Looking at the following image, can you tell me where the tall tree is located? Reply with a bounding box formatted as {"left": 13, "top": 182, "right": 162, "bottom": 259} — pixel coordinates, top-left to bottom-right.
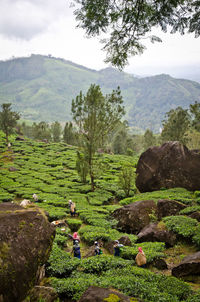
{"left": 143, "top": 129, "right": 156, "bottom": 150}
{"left": 112, "top": 130, "right": 127, "bottom": 154}
{"left": 161, "top": 107, "right": 190, "bottom": 144}
{"left": 63, "top": 122, "right": 77, "bottom": 145}
{"left": 76, "top": 151, "right": 89, "bottom": 183}
{"left": 118, "top": 165, "right": 135, "bottom": 197}
{"left": 185, "top": 129, "right": 200, "bottom": 149}
{"left": 51, "top": 121, "right": 62, "bottom": 142}
{"left": 32, "top": 121, "right": 51, "bottom": 141}
{"left": 190, "top": 101, "right": 200, "bottom": 132}
{"left": 71, "top": 84, "right": 125, "bottom": 190}
{"left": 0, "top": 103, "right": 20, "bottom": 144}
{"left": 73, "top": 0, "right": 200, "bottom": 68}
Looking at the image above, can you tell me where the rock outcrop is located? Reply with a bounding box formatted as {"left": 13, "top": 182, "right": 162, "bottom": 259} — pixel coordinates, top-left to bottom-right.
{"left": 189, "top": 211, "right": 200, "bottom": 222}
{"left": 172, "top": 251, "right": 200, "bottom": 278}
{"left": 157, "top": 199, "right": 186, "bottom": 220}
{"left": 137, "top": 223, "right": 177, "bottom": 247}
{"left": 0, "top": 203, "right": 55, "bottom": 302}
{"left": 78, "top": 286, "right": 138, "bottom": 302}
{"left": 119, "top": 236, "right": 132, "bottom": 246}
{"left": 26, "top": 286, "right": 58, "bottom": 302}
{"left": 136, "top": 141, "right": 200, "bottom": 192}
{"left": 112, "top": 200, "right": 157, "bottom": 234}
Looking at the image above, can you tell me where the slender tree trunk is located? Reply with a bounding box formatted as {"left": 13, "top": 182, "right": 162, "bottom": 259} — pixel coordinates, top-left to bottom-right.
{"left": 88, "top": 143, "right": 95, "bottom": 191}
{"left": 5, "top": 131, "right": 9, "bottom": 145}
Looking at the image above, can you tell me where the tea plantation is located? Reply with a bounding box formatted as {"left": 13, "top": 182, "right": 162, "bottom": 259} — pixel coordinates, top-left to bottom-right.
{"left": 0, "top": 132, "right": 200, "bottom": 302}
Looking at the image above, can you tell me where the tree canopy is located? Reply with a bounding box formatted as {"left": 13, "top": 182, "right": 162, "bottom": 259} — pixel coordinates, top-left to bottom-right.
{"left": 71, "top": 84, "right": 125, "bottom": 190}
{"left": 161, "top": 106, "right": 190, "bottom": 144}
{"left": 73, "top": 0, "right": 200, "bottom": 68}
{"left": 0, "top": 103, "right": 20, "bottom": 144}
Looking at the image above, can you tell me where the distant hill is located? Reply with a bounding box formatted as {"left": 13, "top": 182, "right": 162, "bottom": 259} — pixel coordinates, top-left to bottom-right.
{"left": 0, "top": 54, "right": 200, "bottom": 132}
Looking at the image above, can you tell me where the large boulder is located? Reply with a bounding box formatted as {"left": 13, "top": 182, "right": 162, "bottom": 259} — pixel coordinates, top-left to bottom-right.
{"left": 112, "top": 200, "right": 157, "bottom": 234}
{"left": 157, "top": 199, "right": 186, "bottom": 220}
{"left": 0, "top": 203, "right": 55, "bottom": 302}
{"left": 172, "top": 252, "right": 200, "bottom": 278}
{"left": 78, "top": 286, "right": 139, "bottom": 302}
{"left": 26, "top": 286, "right": 58, "bottom": 302}
{"left": 189, "top": 211, "right": 200, "bottom": 222}
{"left": 137, "top": 223, "right": 177, "bottom": 247}
{"left": 136, "top": 141, "right": 200, "bottom": 192}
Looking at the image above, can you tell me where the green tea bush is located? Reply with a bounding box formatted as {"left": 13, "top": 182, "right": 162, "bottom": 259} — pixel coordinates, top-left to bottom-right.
{"left": 121, "top": 242, "right": 165, "bottom": 262}
{"left": 13, "top": 187, "right": 36, "bottom": 199}
{"left": 67, "top": 218, "right": 82, "bottom": 232}
{"left": 185, "top": 290, "right": 200, "bottom": 302}
{"left": 87, "top": 190, "right": 113, "bottom": 206}
{"left": 54, "top": 234, "right": 67, "bottom": 247}
{"left": 163, "top": 216, "right": 198, "bottom": 238}
{"left": 46, "top": 243, "right": 80, "bottom": 277}
{"left": 194, "top": 191, "right": 200, "bottom": 198}
{"left": 56, "top": 227, "right": 70, "bottom": 237}
{"left": 103, "top": 205, "right": 122, "bottom": 213}
{"left": 180, "top": 206, "right": 200, "bottom": 215}
{"left": 79, "top": 255, "right": 132, "bottom": 274}
{"left": 0, "top": 179, "right": 16, "bottom": 189}
{"left": 100, "top": 267, "right": 191, "bottom": 302}
{"left": 120, "top": 188, "right": 194, "bottom": 206}
{"left": 192, "top": 224, "right": 200, "bottom": 248}
{"left": 79, "top": 225, "right": 137, "bottom": 245}
{"left": 38, "top": 204, "right": 67, "bottom": 221}
{"left": 78, "top": 210, "right": 111, "bottom": 228}
{"left": 0, "top": 192, "right": 14, "bottom": 202}
{"left": 79, "top": 226, "right": 111, "bottom": 244}
{"left": 50, "top": 274, "right": 98, "bottom": 301}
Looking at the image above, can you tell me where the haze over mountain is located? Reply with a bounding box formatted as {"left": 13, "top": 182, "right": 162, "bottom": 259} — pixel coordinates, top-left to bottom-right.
{"left": 0, "top": 54, "right": 200, "bottom": 132}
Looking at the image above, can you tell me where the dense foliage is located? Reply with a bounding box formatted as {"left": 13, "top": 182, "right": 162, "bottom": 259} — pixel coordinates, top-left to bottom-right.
{"left": 0, "top": 132, "right": 200, "bottom": 301}
{"left": 71, "top": 84, "right": 125, "bottom": 190}
{"left": 0, "top": 103, "right": 20, "bottom": 143}
{"left": 0, "top": 55, "right": 200, "bottom": 132}
{"left": 73, "top": 0, "right": 200, "bottom": 68}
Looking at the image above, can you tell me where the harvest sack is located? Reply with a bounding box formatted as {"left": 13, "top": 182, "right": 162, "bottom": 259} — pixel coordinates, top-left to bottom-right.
{"left": 135, "top": 252, "right": 147, "bottom": 266}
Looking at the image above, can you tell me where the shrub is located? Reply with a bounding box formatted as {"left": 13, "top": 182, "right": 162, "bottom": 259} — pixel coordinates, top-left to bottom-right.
{"left": 99, "top": 266, "right": 191, "bottom": 302}
{"left": 38, "top": 204, "right": 67, "bottom": 221}
{"left": 0, "top": 192, "right": 14, "bottom": 202}
{"left": 66, "top": 219, "right": 82, "bottom": 232}
{"left": 180, "top": 206, "right": 200, "bottom": 215}
{"left": 194, "top": 191, "right": 200, "bottom": 198}
{"left": 120, "top": 188, "right": 194, "bottom": 206}
{"left": 121, "top": 242, "right": 165, "bottom": 263}
{"left": 163, "top": 216, "right": 198, "bottom": 238}
{"left": 79, "top": 255, "right": 132, "bottom": 274}
{"left": 46, "top": 243, "right": 80, "bottom": 277}
{"left": 185, "top": 290, "right": 200, "bottom": 302}
{"left": 79, "top": 226, "right": 111, "bottom": 244}
{"left": 79, "top": 225, "right": 137, "bottom": 245}
{"left": 192, "top": 224, "right": 200, "bottom": 248}
{"left": 50, "top": 274, "right": 98, "bottom": 301}
{"left": 54, "top": 234, "right": 68, "bottom": 247}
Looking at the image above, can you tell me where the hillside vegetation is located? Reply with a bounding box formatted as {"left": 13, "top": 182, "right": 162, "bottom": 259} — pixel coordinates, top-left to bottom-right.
{"left": 0, "top": 132, "right": 200, "bottom": 301}
{"left": 0, "top": 55, "right": 200, "bottom": 131}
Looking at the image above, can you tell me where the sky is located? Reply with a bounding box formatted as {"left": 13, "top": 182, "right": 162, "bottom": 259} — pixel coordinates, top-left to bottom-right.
{"left": 0, "top": 0, "right": 200, "bottom": 79}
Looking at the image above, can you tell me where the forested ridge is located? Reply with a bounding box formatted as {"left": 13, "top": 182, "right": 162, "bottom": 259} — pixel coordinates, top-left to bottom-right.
{"left": 0, "top": 54, "right": 200, "bottom": 132}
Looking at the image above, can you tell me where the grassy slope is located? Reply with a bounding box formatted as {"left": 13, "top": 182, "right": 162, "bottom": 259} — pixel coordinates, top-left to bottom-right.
{"left": 0, "top": 55, "right": 200, "bottom": 131}
{"left": 0, "top": 132, "right": 200, "bottom": 301}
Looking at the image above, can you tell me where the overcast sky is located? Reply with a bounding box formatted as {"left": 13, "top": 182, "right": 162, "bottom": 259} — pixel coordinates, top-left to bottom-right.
{"left": 0, "top": 0, "right": 200, "bottom": 78}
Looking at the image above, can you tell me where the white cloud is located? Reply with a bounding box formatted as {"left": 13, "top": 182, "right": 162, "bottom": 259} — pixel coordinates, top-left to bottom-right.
{"left": 0, "top": 0, "right": 72, "bottom": 40}
{"left": 0, "top": 0, "right": 199, "bottom": 77}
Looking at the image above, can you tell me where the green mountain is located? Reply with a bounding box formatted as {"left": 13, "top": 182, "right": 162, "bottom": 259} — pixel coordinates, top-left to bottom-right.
{"left": 0, "top": 54, "right": 200, "bottom": 132}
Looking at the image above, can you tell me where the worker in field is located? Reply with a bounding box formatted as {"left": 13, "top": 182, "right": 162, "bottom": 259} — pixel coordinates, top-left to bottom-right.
{"left": 135, "top": 247, "right": 147, "bottom": 268}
